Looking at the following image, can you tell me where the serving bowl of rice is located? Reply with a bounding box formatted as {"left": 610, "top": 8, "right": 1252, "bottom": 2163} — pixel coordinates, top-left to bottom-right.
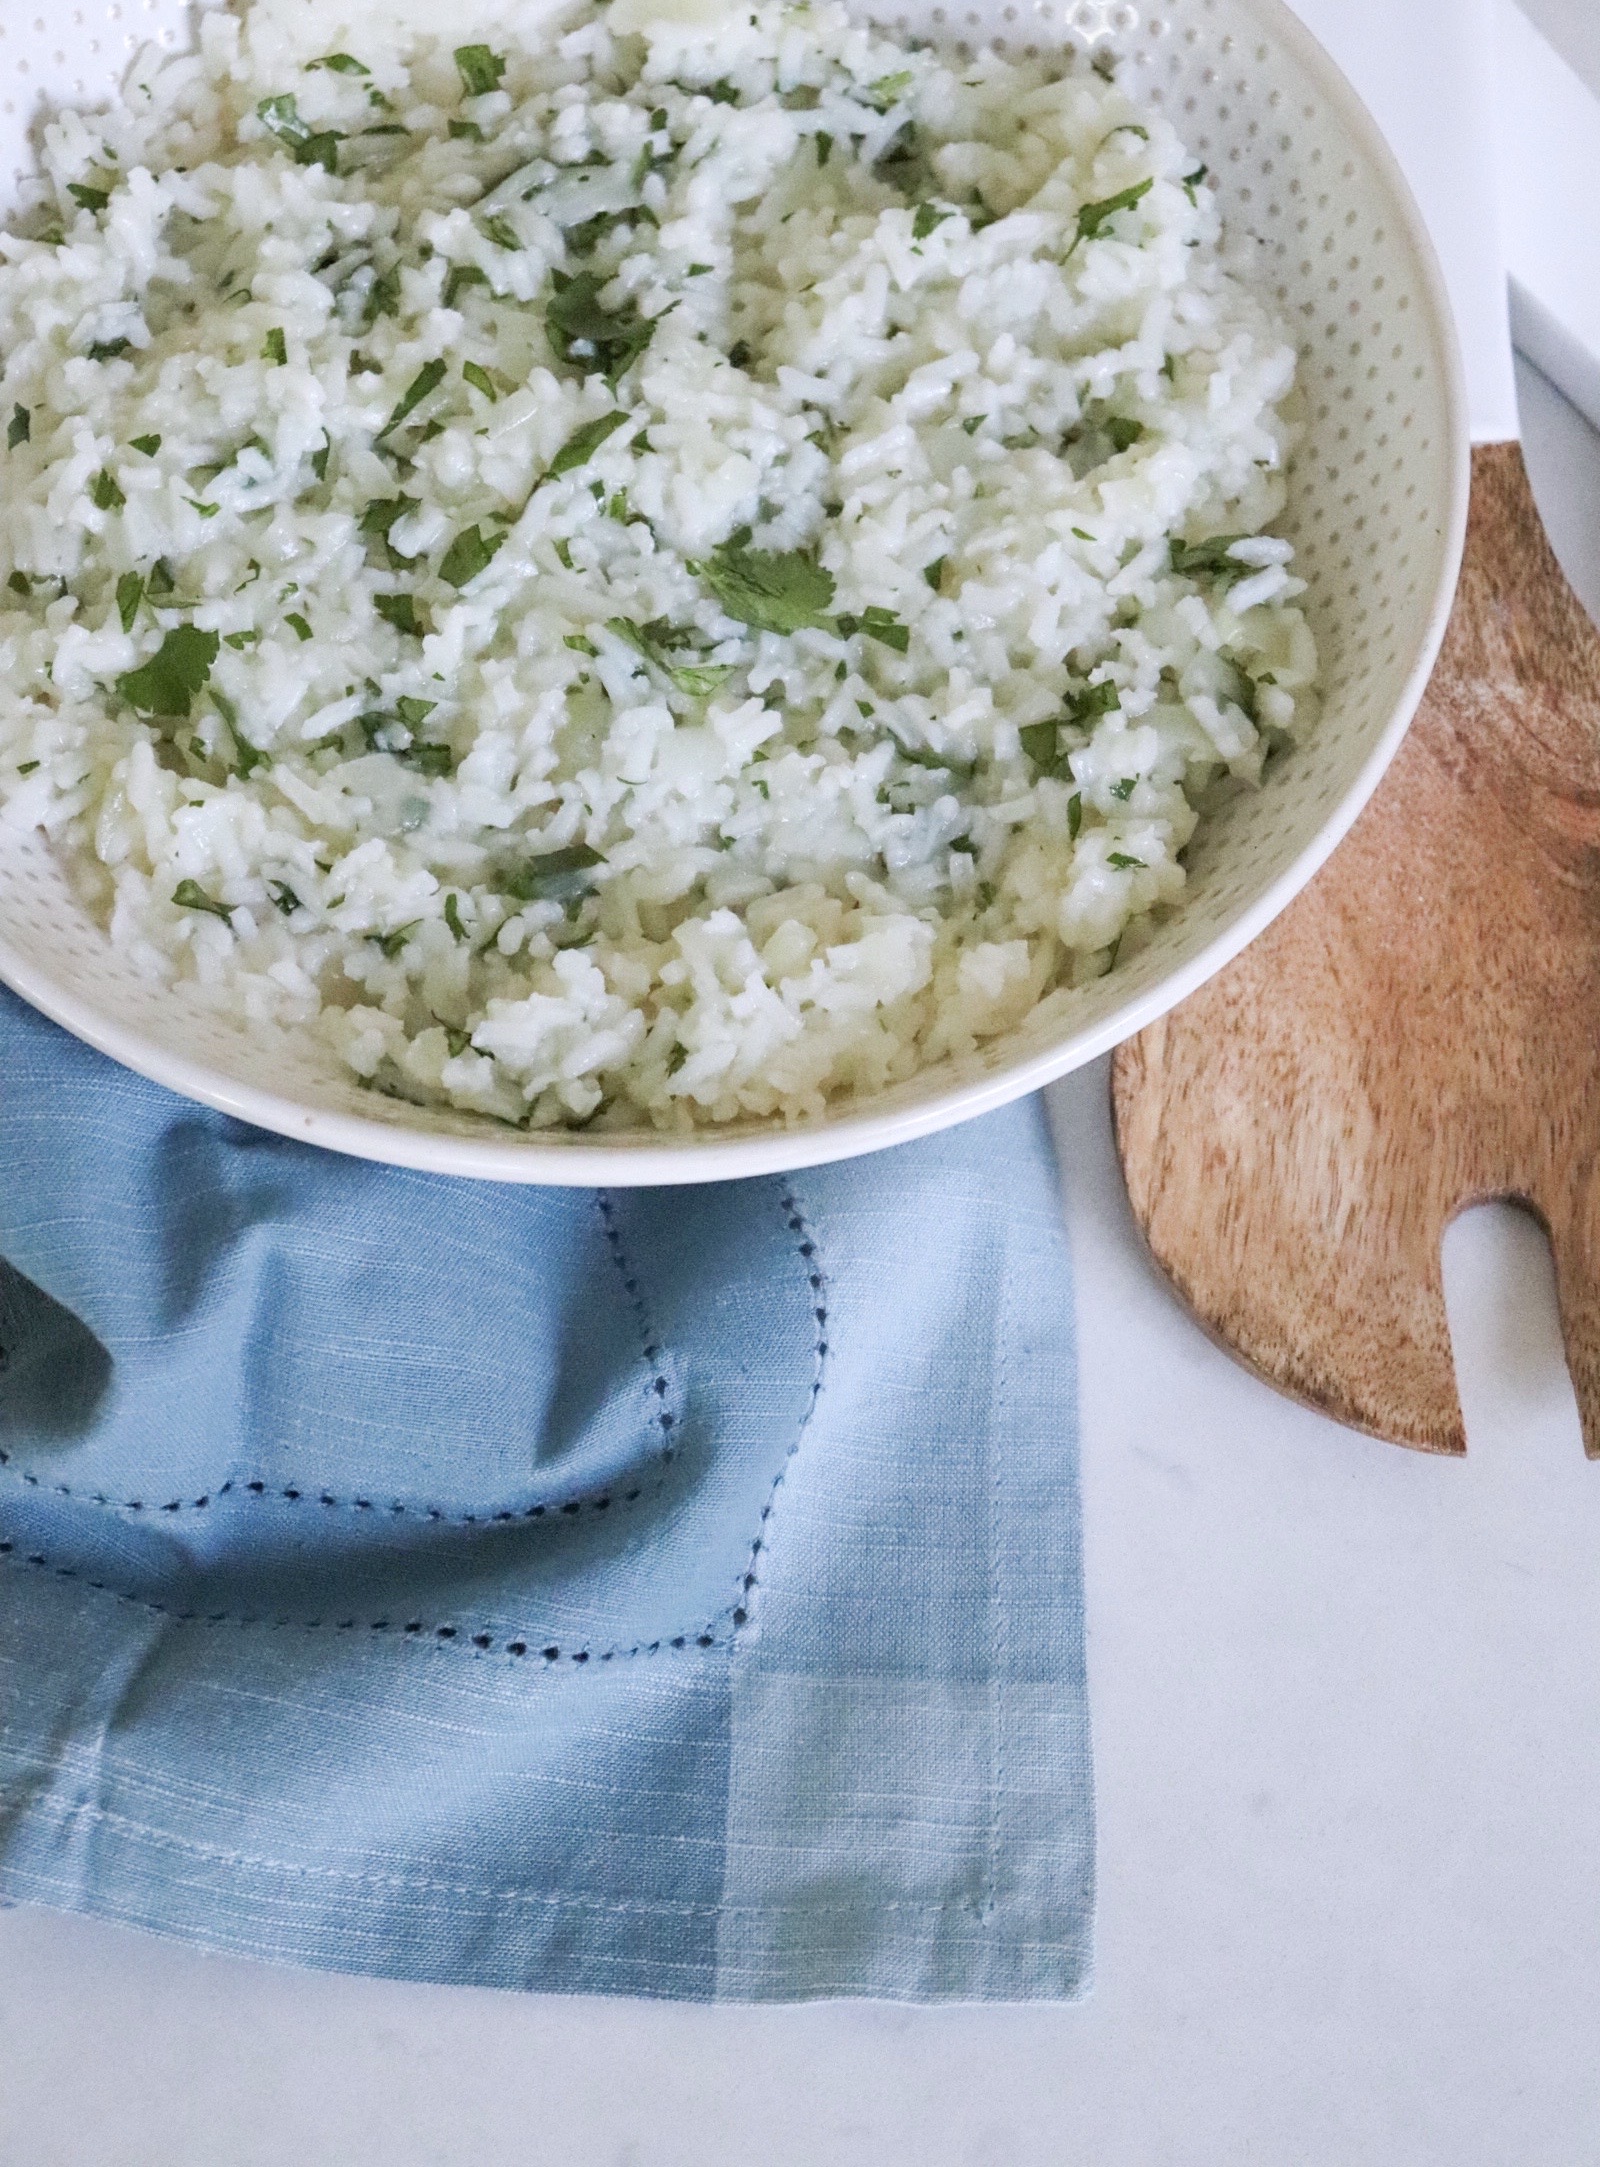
{"left": 0, "top": 0, "right": 1467, "bottom": 1182}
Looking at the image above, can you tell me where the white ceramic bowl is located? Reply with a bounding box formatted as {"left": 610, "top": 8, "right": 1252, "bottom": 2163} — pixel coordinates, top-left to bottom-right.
{"left": 0, "top": 0, "right": 1469, "bottom": 1183}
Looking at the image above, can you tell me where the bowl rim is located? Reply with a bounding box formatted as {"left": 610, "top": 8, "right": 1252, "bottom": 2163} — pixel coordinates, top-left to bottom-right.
{"left": 0, "top": 0, "right": 1473, "bottom": 1185}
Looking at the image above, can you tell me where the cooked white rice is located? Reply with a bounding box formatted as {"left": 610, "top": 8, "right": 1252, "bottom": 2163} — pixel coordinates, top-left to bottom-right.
{"left": 0, "top": 0, "right": 1318, "bottom": 1132}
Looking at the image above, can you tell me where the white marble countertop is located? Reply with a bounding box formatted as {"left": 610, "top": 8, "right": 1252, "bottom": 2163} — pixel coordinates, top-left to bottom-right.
{"left": 7, "top": 6, "right": 1600, "bottom": 2161}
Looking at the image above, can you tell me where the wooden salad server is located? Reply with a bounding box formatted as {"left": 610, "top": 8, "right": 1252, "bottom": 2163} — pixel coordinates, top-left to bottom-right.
{"left": 1111, "top": 7, "right": 1600, "bottom": 1456}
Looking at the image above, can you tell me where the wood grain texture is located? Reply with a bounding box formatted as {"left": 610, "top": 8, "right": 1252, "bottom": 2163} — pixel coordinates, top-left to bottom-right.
{"left": 1112, "top": 440, "right": 1600, "bottom": 1456}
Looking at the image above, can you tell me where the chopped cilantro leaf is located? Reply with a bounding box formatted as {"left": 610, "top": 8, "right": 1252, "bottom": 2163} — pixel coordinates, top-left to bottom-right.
{"left": 86, "top": 339, "right": 130, "bottom": 361}
{"left": 1107, "top": 852, "right": 1145, "bottom": 871}
{"left": 187, "top": 498, "right": 219, "bottom": 519}
{"left": 117, "top": 625, "right": 219, "bottom": 717}
{"left": 1072, "top": 526, "right": 1094, "bottom": 541}
{"left": 258, "top": 95, "right": 343, "bottom": 171}
{"left": 7, "top": 406, "right": 28, "bottom": 449}
{"left": 687, "top": 262, "right": 713, "bottom": 276}
{"left": 7, "top": 572, "right": 29, "bottom": 598}
{"left": 400, "top": 742, "right": 454, "bottom": 778}
{"left": 1169, "top": 534, "right": 1249, "bottom": 585}
{"left": 545, "top": 270, "right": 661, "bottom": 386}
{"left": 454, "top": 44, "right": 506, "bottom": 96}
{"left": 1068, "top": 792, "right": 1083, "bottom": 839}
{"left": 131, "top": 432, "right": 160, "bottom": 456}
{"left": 565, "top": 634, "right": 597, "bottom": 655}
{"left": 444, "top": 264, "right": 489, "bottom": 309}
{"left": 869, "top": 70, "right": 914, "bottom": 110}
{"left": 566, "top": 205, "right": 657, "bottom": 256}
{"left": 262, "top": 326, "right": 287, "bottom": 365}
{"left": 221, "top": 706, "right": 268, "bottom": 777}
{"left": 15, "top": 759, "right": 38, "bottom": 774}
{"left": 449, "top": 119, "right": 485, "bottom": 142}
{"left": 311, "top": 51, "right": 368, "bottom": 73}
{"left": 90, "top": 468, "right": 124, "bottom": 511}
{"left": 310, "top": 439, "right": 331, "bottom": 481}
{"left": 549, "top": 409, "right": 630, "bottom": 478}
{"left": 1066, "top": 176, "right": 1153, "bottom": 258}
{"left": 911, "top": 201, "right": 951, "bottom": 241}
{"left": 815, "top": 131, "right": 833, "bottom": 167}
{"left": 375, "top": 593, "right": 422, "bottom": 636}
{"left": 500, "top": 843, "right": 604, "bottom": 903}
{"left": 115, "top": 571, "right": 143, "bottom": 633}
{"left": 268, "top": 879, "right": 302, "bottom": 915}
{"left": 378, "top": 358, "right": 446, "bottom": 437}
{"left": 1110, "top": 776, "right": 1136, "bottom": 801}
{"left": 373, "top": 921, "right": 420, "bottom": 957}
{"left": 285, "top": 610, "right": 313, "bottom": 641}
{"left": 438, "top": 524, "right": 505, "bottom": 588}
{"left": 606, "top": 617, "right": 732, "bottom": 697}
{"left": 444, "top": 892, "right": 467, "bottom": 942}
{"left": 482, "top": 213, "right": 519, "bottom": 251}
{"left": 68, "top": 182, "right": 110, "bottom": 212}
{"left": 835, "top": 604, "right": 909, "bottom": 653}
{"left": 173, "top": 878, "right": 233, "bottom": 921}
{"left": 891, "top": 737, "right": 969, "bottom": 775}
{"left": 149, "top": 557, "right": 175, "bottom": 596}
{"left": 708, "top": 79, "right": 739, "bottom": 103}
{"left": 1019, "top": 721, "right": 1062, "bottom": 772}
{"left": 701, "top": 535, "right": 835, "bottom": 635}
{"left": 363, "top": 264, "right": 401, "bottom": 326}
{"left": 923, "top": 556, "right": 946, "bottom": 591}
{"left": 1105, "top": 416, "right": 1145, "bottom": 452}
{"left": 1069, "top": 681, "right": 1122, "bottom": 725}
{"left": 462, "top": 360, "right": 497, "bottom": 401}
{"left": 1182, "top": 164, "right": 1208, "bottom": 205}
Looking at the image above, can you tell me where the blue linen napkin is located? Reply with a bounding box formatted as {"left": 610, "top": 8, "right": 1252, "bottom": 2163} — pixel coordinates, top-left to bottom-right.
{"left": 0, "top": 985, "right": 1092, "bottom": 2001}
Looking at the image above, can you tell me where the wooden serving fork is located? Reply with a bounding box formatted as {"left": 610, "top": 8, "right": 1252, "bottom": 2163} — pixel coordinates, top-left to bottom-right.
{"left": 1113, "top": 439, "right": 1600, "bottom": 1456}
